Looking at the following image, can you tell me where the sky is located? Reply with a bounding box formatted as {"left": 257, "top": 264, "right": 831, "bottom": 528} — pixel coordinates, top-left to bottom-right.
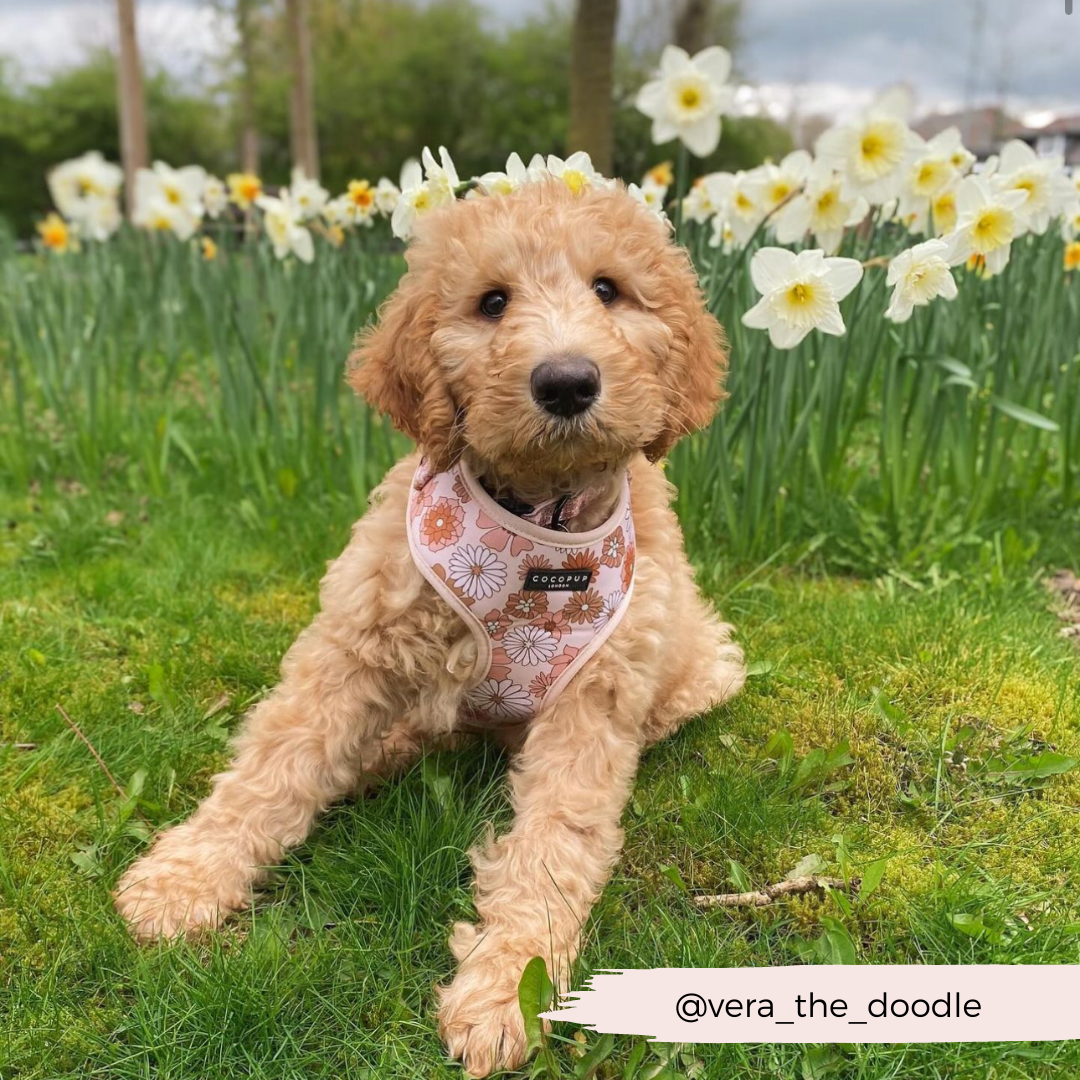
{"left": 0, "top": 0, "right": 1077, "bottom": 126}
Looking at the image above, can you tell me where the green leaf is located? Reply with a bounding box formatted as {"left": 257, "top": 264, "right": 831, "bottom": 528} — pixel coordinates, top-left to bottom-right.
{"left": 981, "top": 751, "right": 1078, "bottom": 781}
{"left": 787, "top": 853, "right": 827, "bottom": 881}
{"left": 817, "top": 916, "right": 858, "bottom": 965}
{"left": 859, "top": 858, "right": 889, "bottom": 903}
{"left": 574, "top": 1032, "right": 615, "bottom": 1078}
{"left": 517, "top": 956, "right": 554, "bottom": 1055}
{"left": 745, "top": 659, "right": 775, "bottom": 677}
{"left": 990, "top": 396, "right": 1060, "bottom": 432}
{"left": 659, "top": 864, "right": 688, "bottom": 893}
{"left": 727, "top": 858, "right": 752, "bottom": 892}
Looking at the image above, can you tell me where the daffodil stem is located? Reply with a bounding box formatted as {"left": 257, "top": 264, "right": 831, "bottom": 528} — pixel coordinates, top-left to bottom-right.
{"left": 674, "top": 144, "right": 690, "bottom": 242}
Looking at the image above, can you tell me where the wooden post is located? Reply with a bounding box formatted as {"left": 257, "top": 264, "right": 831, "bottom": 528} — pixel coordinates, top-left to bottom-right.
{"left": 237, "top": 0, "right": 260, "bottom": 175}
{"left": 567, "top": 0, "right": 619, "bottom": 176}
{"left": 286, "top": 0, "right": 319, "bottom": 180}
{"left": 116, "top": 0, "right": 150, "bottom": 217}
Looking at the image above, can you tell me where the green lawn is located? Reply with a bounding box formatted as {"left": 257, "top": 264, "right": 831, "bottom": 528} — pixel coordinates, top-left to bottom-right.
{"left": 2, "top": 482, "right": 1079, "bottom": 1079}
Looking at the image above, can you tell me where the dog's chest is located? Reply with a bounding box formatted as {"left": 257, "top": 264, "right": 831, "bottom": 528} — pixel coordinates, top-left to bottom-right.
{"left": 406, "top": 460, "right": 636, "bottom": 723}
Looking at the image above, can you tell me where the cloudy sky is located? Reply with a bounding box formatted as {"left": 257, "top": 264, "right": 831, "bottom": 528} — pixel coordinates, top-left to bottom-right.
{"left": 0, "top": 0, "right": 1077, "bottom": 125}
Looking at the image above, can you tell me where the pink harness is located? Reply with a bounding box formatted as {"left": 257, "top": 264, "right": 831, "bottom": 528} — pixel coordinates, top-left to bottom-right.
{"left": 407, "top": 458, "right": 636, "bottom": 722}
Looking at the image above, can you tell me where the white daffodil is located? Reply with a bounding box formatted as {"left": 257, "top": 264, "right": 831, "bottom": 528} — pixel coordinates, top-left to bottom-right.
{"left": 627, "top": 177, "right": 668, "bottom": 220}
{"left": 374, "top": 177, "right": 401, "bottom": 215}
{"left": 135, "top": 196, "right": 200, "bottom": 241}
{"left": 752, "top": 150, "right": 813, "bottom": 216}
{"left": 991, "top": 140, "right": 1070, "bottom": 237}
{"left": 546, "top": 151, "right": 611, "bottom": 194}
{"left": 772, "top": 163, "right": 868, "bottom": 255}
{"left": 635, "top": 44, "right": 735, "bottom": 158}
{"left": 133, "top": 162, "right": 205, "bottom": 239}
{"left": 884, "top": 238, "right": 958, "bottom": 323}
{"left": 203, "top": 175, "right": 228, "bottom": 219}
{"left": 344, "top": 179, "right": 378, "bottom": 225}
{"left": 815, "top": 86, "right": 924, "bottom": 205}
{"left": 708, "top": 215, "right": 736, "bottom": 252}
{"left": 322, "top": 195, "right": 352, "bottom": 228}
{"left": 47, "top": 151, "right": 123, "bottom": 220}
{"left": 703, "top": 169, "right": 767, "bottom": 244}
{"left": 942, "top": 175, "right": 1028, "bottom": 277}
{"left": 256, "top": 191, "right": 315, "bottom": 263}
{"left": 478, "top": 152, "right": 531, "bottom": 196}
{"left": 741, "top": 247, "right": 863, "bottom": 350}
{"left": 391, "top": 147, "right": 459, "bottom": 240}
{"left": 289, "top": 167, "right": 329, "bottom": 222}
{"left": 76, "top": 195, "right": 122, "bottom": 242}
{"left": 682, "top": 173, "right": 724, "bottom": 223}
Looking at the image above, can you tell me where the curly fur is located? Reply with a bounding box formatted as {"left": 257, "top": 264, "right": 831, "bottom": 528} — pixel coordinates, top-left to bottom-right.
{"left": 115, "top": 179, "right": 745, "bottom": 1077}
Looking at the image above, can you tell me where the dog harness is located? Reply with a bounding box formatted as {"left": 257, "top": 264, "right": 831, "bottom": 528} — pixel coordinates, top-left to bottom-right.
{"left": 407, "top": 458, "right": 635, "bottom": 722}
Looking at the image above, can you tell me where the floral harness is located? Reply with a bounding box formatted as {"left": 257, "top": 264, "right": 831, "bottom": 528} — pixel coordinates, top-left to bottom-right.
{"left": 406, "top": 458, "right": 636, "bottom": 723}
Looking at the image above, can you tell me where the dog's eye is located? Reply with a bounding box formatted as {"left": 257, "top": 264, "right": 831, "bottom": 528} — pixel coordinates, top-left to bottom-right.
{"left": 479, "top": 290, "right": 509, "bottom": 319}
{"left": 592, "top": 278, "right": 618, "bottom": 305}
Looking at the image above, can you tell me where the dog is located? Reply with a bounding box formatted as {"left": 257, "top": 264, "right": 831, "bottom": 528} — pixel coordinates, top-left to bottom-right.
{"left": 115, "top": 176, "right": 746, "bottom": 1076}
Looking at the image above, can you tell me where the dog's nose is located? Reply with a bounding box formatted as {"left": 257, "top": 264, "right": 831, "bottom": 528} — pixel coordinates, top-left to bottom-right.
{"left": 530, "top": 357, "right": 601, "bottom": 418}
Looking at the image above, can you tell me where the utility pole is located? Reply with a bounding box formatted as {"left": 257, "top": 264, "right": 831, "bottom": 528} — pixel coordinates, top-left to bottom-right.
{"left": 286, "top": 0, "right": 319, "bottom": 179}
{"left": 116, "top": 0, "right": 149, "bottom": 216}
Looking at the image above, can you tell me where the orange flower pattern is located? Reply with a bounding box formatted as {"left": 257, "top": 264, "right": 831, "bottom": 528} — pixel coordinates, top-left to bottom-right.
{"left": 408, "top": 460, "right": 635, "bottom": 723}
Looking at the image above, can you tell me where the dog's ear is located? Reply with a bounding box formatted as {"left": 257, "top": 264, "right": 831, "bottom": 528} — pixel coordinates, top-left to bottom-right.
{"left": 644, "top": 250, "right": 728, "bottom": 462}
{"left": 348, "top": 272, "right": 460, "bottom": 470}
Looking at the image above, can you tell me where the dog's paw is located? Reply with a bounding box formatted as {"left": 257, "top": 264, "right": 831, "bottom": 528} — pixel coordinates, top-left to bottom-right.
{"left": 113, "top": 846, "right": 248, "bottom": 942}
{"left": 438, "top": 950, "right": 533, "bottom": 1077}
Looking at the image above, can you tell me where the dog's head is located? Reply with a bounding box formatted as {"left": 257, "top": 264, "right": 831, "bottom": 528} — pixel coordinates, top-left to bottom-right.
{"left": 350, "top": 179, "right": 727, "bottom": 490}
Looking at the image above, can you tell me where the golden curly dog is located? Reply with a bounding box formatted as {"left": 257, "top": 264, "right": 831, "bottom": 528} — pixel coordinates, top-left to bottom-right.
{"left": 115, "top": 178, "right": 746, "bottom": 1076}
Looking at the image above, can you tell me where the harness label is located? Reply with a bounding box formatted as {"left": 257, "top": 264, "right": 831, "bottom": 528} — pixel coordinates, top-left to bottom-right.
{"left": 523, "top": 568, "right": 594, "bottom": 592}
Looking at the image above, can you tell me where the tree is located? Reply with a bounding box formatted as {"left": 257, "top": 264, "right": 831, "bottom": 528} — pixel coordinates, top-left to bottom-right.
{"left": 567, "top": 0, "right": 619, "bottom": 175}
{"left": 286, "top": 0, "right": 319, "bottom": 178}
{"left": 673, "top": 0, "right": 742, "bottom": 56}
{"left": 115, "top": 0, "right": 149, "bottom": 215}
{"left": 236, "top": 0, "right": 261, "bottom": 174}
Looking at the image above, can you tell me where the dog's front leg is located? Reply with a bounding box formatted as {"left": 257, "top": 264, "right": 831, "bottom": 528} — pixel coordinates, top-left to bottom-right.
{"left": 438, "top": 669, "right": 643, "bottom": 1077}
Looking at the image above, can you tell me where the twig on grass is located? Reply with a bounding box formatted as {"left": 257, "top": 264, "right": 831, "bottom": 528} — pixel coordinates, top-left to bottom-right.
{"left": 693, "top": 875, "right": 857, "bottom": 909}
{"left": 55, "top": 703, "right": 146, "bottom": 824}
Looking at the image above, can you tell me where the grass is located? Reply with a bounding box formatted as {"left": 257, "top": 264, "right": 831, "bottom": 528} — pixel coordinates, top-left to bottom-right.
{"left": 3, "top": 479, "right": 1079, "bottom": 1079}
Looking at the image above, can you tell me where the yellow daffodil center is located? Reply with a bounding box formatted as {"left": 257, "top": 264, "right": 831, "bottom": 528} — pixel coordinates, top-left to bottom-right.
{"left": 971, "top": 207, "right": 1012, "bottom": 253}
{"left": 38, "top": 213, "right": 70, "bottom": 251}
{"left": 816, "top": 190, "right": 836, "bottom": 214}
{"left": 680, "top": 86, "right": 701, "bottom": 109}
{"left": 932, "top": 192, "right": 957, "bottom": 234}
{"left": 164, "top": 185, "right": 182, "bottom": 205}
{"left": 648, "top": 162, "right": 674, "bottom": 187}
{"left": 1065, "top": 241, "right": 1080, "bottom": 272}
{"left": 562, "top": 170, "right": 587, "bottom": 195}
{"left": 769, "top": 182, "right": 792, "bottom": 205}
{"left": 735, "top": 191, "right": 754, "bottom": 213}
{"left": 348, "top": 181, "right": 374, "bottom": 208}
{"left": 151, "top": 214, "right": 172, "bottom": 231}
{"left": 787, "top": 282, "right": 813, "bottom": 306}
{"left": 414, "top": 190, "right": 431, "bottom": 211}
{"left": 1012, "top": 177, "right": 1037, "bottom": 203}
{"left": 855, "top": 119, "right": 906, "bottom": 179}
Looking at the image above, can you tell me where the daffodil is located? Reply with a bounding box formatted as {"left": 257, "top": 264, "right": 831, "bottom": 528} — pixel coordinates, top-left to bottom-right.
{"left": 741, "top": 247, "right": 863, "bottom": 349}
{"left": 1061, "top": 201, "right": 1080, "bottom": 242}
{"left": 627, "top": 177, "right": 668, "bottom": 220}
{"left": 645, "top": 161, "right": 674, "bottom": 188}
{"left": 546, "top": 151, "right": 610, "bottom": 194}
{"left": 1065, "top": 241, "right": 1080, "bottom": 273}
{"left": 256, "top": 191, "right": 315, "bottom": 263}
{"left": 703, "top": 170, "right": 766, "bottom": 244}
{"left": 227, "top": 172, "right": 263, "bottom": 210}
{"left": 76, "top": 195, "right": 122, "bottom": 242}
{"left": 815, "top": 87, "right": 924, "bottom": 205}
{"left": 391, "top": 147, "right": 459, "bottom": 240}
{"left": 753, "top": 150, "right": 812, "bottom": 215}
{"left": 200, "top": 236, "right": 217, "bottom": 261}
{"left": 47, "top": 151, "right": 123, "bottom": 221}
{"left": 322, "top": 196, "right": 352, "bottom": 228}
{"left": 478, "top": 152, "right": 531, "bottom": 196}
{"left": 289, "top": 168, "right": 329, "bottom": 223}
{"left": 682, "top": 173, "right": 723, "bottom": 224}
{"left": 708, "top": 215, "right": 736, "bottom": 252}
{"left": 884, "top": 239, "right": 958, "bottom": 323}
{"left": 772, "top": 163, "right": 867, "bottom": 255}
{"left": 928, "top": 181, "right": 960, "bottom": 237}
{"left": 374, "top": 177, "right": 401, "bottom": 215}
{"left": 942, "top": 176, "right": 1028, "bottom": 277}
{"left": 635, "top": 44, "right": 734, "bottom": 157}
{"left": 345, "top": 179, "right": 377, "bottom": 225}
{"left": 990, "top": 140, "right": 1071, "bottom": 237}
{"left": 134, "top": 162, "right": 206, "bottom": 237}
{"left": 36, "top": 212, "right": 73, "bottom": 253}
{"left": 203, "top": 176, "right": 228, "bottom": 219}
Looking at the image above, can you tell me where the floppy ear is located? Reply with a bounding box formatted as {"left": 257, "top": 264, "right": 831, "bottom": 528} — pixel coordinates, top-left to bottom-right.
{"left": 347, "top": 272, "right": 461, "bottom": 470}
{"left": 644, "top": 250, "right": 728, "bottom": 462}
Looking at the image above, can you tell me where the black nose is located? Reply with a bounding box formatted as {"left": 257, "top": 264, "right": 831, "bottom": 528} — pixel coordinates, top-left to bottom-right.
{"left": 530, "top": 357, "right": 601, "bottom": 418}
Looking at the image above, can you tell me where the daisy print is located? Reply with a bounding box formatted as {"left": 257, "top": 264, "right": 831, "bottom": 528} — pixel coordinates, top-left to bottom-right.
{"left": 447, "top": 544, "right": 507, "bottom": 601}
{"left": 481, "top": 609, "right": 510, "bottom": 640}
{"left": 565, "top": 588, "right": 603, "bottom": 625}
{"left": 594, "top": 589, "right": 624, "bottom": 629}
{"left": 599, "top": 526, "right": 626, "bottom": 568}
{"left": 518, "top": 553, "right": 553, "bottom": 581}
{"left": 502, "top": 624, "right": 559, "bottom": 666}
{"left": 621, "top": 544, "right": 636, "bottom": 593}
{"left": 506, "top": 590, "right": 548, "bottom": 619}
{"left": 529, "top": 670, "right": 556, "bottom": 698}
{"left": 469, "top": 678, "right": 533, "bottom": 720}
{"left": 562, "top": 550, "right": 601, "bottom": 577}
{"left": 419, "top": 497, "right": 464, "bottom": 551}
